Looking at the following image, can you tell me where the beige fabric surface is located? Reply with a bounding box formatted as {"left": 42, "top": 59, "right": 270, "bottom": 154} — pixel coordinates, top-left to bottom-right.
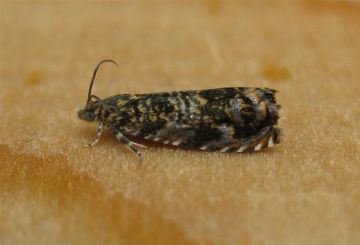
{"left": 1, "top": 1, "right": 360, "bottom": 244}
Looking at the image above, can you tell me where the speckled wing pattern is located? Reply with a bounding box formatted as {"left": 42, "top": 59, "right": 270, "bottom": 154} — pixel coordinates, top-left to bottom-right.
{"left": 101, "top": 87, "right": 281, "bottom": 153}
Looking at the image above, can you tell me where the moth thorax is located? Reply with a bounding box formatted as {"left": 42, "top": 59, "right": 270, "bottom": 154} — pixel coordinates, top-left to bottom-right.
{"left": 101, "top": 109, "right": 119, "bottom": 124}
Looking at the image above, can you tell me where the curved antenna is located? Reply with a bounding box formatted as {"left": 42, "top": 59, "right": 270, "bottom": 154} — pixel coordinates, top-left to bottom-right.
{"left": 87, "top": 59, "right": 118, "bottom": 102}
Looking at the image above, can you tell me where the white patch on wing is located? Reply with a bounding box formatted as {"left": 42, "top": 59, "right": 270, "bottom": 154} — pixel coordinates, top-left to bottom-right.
{"left": 237, "top": 146, "right": 246, "bottom": 153}
{"left": 268, "top": 137, "right": 274, "bottom": 147}
{"left": 220, "top": 146, "right": 229, "bottom": 153}
{"left": 177, "top": 94, "right": 187, "bottom": 112}
{"left": 254, "top": 143, "right": 262, "bottom": 151}
{"left": 172, "top": 140, "right": 182, "bottom": 146}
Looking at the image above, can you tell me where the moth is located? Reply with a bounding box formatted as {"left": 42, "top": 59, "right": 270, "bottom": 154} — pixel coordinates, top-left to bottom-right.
{"left": 78, "top": 60, "right": 281, "bottom": 160}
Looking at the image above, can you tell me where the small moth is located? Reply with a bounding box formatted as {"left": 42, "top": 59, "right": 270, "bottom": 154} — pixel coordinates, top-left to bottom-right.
{"left": 78, "top": 60, "right": 281, "bottom": 160}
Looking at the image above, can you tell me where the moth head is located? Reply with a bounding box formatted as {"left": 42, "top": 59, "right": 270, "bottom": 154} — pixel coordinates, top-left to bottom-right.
{"left": 78, "top": 95, "right": 103, "bottom": 122}
{"left": 78, "top": 59, "right": 118, "bottom": 122}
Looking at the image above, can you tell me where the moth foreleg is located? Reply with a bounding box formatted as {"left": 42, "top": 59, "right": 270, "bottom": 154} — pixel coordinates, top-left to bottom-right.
{"left": 85, "top": 122, "right": 104, "bottom": 147}
{"left": 130, "top": 141, "right": 148, "bottom": 149}
{"left": 110, "top": 127, "right": 145, "bottom": 161}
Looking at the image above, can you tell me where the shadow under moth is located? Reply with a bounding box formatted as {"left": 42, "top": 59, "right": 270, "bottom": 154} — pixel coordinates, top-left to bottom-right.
{"left": 78, "top": 60, "right": 281, "bottom": 160}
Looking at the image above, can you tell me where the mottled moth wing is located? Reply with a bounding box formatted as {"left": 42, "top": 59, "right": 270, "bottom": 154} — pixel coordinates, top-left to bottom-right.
{"left": 102, "top": 87, "right": 280, "bottom": 153}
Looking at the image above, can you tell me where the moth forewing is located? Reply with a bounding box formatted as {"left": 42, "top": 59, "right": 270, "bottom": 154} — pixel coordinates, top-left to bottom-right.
{"left": 78, "top": 60, "right": 281, "bottom": 160}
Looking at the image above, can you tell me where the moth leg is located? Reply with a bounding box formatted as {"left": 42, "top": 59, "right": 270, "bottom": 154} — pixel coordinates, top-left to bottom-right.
{"left": 85, "top": 122, "right": 104, "bottom": 147}
{"left": 131, "top": 142, "right": 147, "bottom": 149}
{"left": 110, "top": 127, "right": 144, "bottom": 161}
